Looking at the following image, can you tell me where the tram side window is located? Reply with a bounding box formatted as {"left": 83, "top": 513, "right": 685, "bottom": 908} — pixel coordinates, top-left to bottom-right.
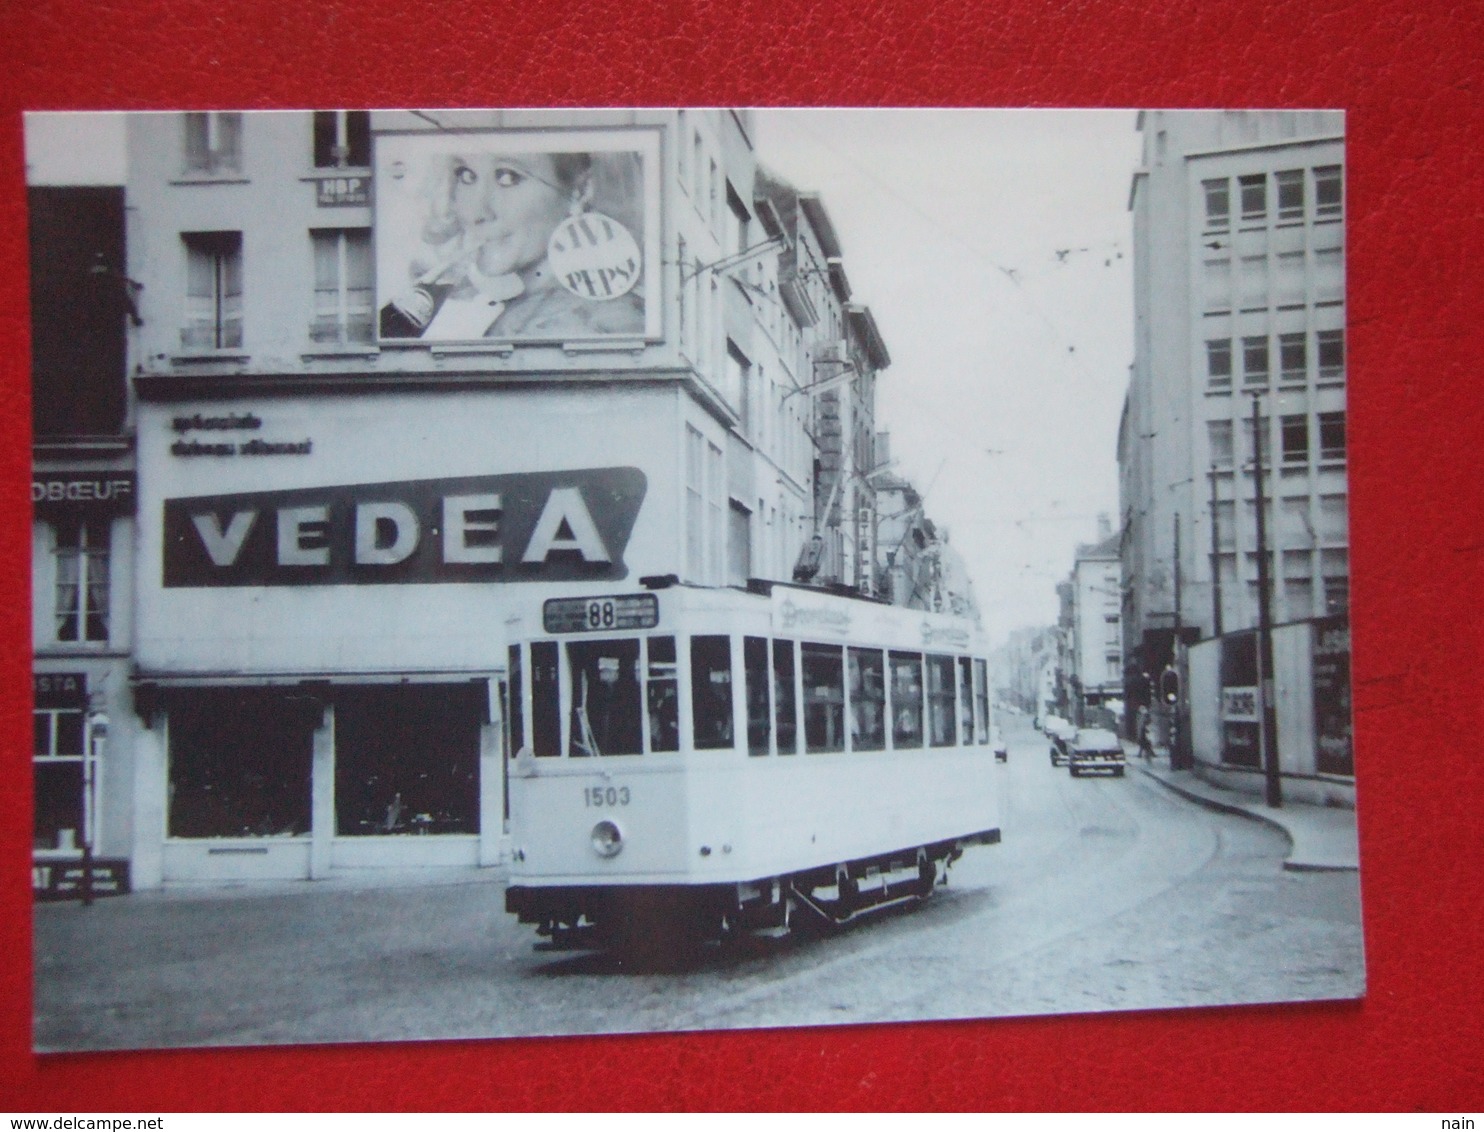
{"left": 927, "top": 654, "right": 957, "bottom": 747}
{"left": 974, "top": 658, "right": 990, "bottom": 744}
{"left": 773, "top": 638, "right": 798, "bottom": 755}
{"left": 647, "top": 635, "right": 679, "bottom": 753}
{"left": 802, "top": 642, "right": 845, "bottom": 754}
{"left": 848, "top": 647, "right": 886, "bottom": 752}
{"left": 958, "top": 658, "right": 975, "bottom": 748}
{"left": 744, "top": 636, "right": 772, "bottom": 756}
{"left": 507, "top": 645, "right": 524, "bottom": 754}
{"left": 691, "top": 635, "right": 734, "bottom": 750}
{"left": 890, "top": 651, "right": 924, "bottom": 749}
{"left": 567, "top": 638, "right": 643, "bottom": 757}
{"left": 531, "top": 641, "right": 561, "bottom": 758}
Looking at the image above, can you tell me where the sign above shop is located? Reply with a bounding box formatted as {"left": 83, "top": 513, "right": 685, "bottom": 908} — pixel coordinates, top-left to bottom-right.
{"left": 544, "top": 593, "right": 658, "bottom": 634}
{"left": 34, "top": 671, "right": 87, "bottom": 708}
{"left": 316, "top": 175, "right": 370, "bottom": 206}
{"left": 32, "top": 474, "right": 134, "bottom": 514}
{"left": 163, "top": 467, "right": 646, "bottom": 587}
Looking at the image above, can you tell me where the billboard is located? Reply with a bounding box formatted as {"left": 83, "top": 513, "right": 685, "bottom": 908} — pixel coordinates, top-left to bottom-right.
{"left": 374, "top": 128, "right": 660, "bottom": 343}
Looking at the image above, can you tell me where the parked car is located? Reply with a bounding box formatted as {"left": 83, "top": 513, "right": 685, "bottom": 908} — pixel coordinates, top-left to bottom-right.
{"left": 1068, "top": 727, "right": 1126, "bottom": 778}
{"left": 992, "top": 726, "right": 1008, "bottom": 762}
{"left": 1045, "top": 716, "right": 1076, "bottom": 766}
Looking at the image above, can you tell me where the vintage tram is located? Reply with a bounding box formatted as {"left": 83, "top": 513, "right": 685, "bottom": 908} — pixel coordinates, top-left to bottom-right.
{"left": 502, "top": 579, "right": 1002, "bottom": 954}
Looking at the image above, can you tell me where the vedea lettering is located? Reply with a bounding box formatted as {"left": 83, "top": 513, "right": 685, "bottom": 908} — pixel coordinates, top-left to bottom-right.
{"left": 163, "top": 467, "right": 646, "bottom": 587}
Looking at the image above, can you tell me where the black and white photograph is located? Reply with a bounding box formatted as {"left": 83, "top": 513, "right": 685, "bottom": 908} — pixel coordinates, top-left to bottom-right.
{"left": 28, "top": 108, "right": 1362, "bottom": 1053}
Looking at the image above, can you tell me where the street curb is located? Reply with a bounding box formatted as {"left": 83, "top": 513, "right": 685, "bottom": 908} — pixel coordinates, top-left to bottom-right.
{"left": 1134, "top": 763, "right": 1358, "bottom": 873}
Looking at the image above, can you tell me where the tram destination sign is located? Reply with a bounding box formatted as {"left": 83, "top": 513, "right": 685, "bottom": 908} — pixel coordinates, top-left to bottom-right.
{"left": 544, "top": 593, "right": 658, "bottom": 634}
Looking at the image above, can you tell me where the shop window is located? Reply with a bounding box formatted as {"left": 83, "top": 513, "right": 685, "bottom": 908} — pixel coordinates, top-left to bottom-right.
{"left": 183, "top": 112, "right": 242, "bottom": 175}
{"left": 1208, "top": 419, "right": 1234, "bottom": 468}
{"left": 974, "top": 658, "right": 990, "bottom": 744}
{"left": 182, "top": 231, "right": 243, "bottom": 349}
{"left": 1319, "top": 411, "right": 1346, "bottom": 462}
{"left": 567, "top": 639, "right": 642, "bottom": 757}
{"left": 1317, "top": 329, "right": 1345, "bottom": 381}
{"left": 1279, "top": 333, "right": 1307, "bottom": 384}
{"left": 927, "top": 654, "right": 957, "bottom": 747}
{"left": 168, "top": 689, "right": 316, "bottom": 838}
{"left": 34, "top": 707, "right": 86, "bottom": 852}
{"left": 889, "top": 651, "right": 923, "bottom": 749}
{"left": 690, "top": 635, "right": 734, "bottom": 750}
{"left": 1275, "top": 169, "right": 1305, "bottom": 221}
{"left": 1202, "top": 178, "right": 1230, "bottom": 229}
{"left": 957, "top": 658, "right": 974, "bottom": 747}
{"left": 773, "top": 639, "right": 798, "bottom": 754}
{"left": 312, "top": 111, "right": 370, "bottom": 169}
{"left": 1206, "top": 339, "right": 1232, "bottom": 390}
{"left": 335, "top": 684, "right": 482, "bottom": 835}
{"left": 1281, "top": 414, "right": 1310, "bottom": 464}
{"left": 310, "top": 229, "right": 373, "bottom": 344}
{"left": 1314, "top": 165, "right": 1343, "bottom": 219}
{"left": 53, "top": 518, "right": 110, "bottom": 643}
{"left": 744, "top": 636, "right": 772, "bottom": 756}
{"left": 531, "top": 641, "right": 560, "bottom": 757}
{"left": 507, "top": 645, "right": 524, "bottom": 754}
{"left": 1238, "top": 174, "right": 1267, "bottom": 222}
{"left": 647, "top": 636, "right": 680, "bottom": 753}
{"left": 848, "top": 648, "right": 886, "bottom": 752}
{"left": 1242, "top": 336, "right": 1269, "bottom": 386}
{"left": 802, "top": 642, "right": 845, "bottom": 754}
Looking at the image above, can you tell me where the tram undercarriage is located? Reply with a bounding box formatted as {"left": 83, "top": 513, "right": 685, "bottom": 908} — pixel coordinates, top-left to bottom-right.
{"left": 506, "top": 831, "right": 1000, "bottom": 957}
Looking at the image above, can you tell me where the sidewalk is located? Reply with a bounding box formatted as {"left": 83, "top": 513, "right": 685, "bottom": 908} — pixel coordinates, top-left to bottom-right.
{"left": 1125, "top": 744, "right": 1360, "bottom": 872}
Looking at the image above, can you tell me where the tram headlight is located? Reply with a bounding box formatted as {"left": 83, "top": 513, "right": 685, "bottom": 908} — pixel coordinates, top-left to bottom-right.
{"left": 590, "top": 820, "right": 624, "bottom": 858}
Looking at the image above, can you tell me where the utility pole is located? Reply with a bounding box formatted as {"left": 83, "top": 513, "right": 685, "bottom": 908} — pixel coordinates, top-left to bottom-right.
{"left": 1171, "top": 514, "right": 1190, "bottom": 770}
{"left": 1208, "top": 468, "right": 1223, "bottom": 636}
{"left": 1250, "top": 395, "right": 1283, "bottom": 808}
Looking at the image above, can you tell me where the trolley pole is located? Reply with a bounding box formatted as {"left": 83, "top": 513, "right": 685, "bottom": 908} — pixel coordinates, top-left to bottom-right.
{"left": 1250, "top": 395, "right": 1283, "bottom": 808}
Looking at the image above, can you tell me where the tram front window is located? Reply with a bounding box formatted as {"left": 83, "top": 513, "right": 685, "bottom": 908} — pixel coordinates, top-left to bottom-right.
{"left": 849, "top": 647, "right": 886, "bottom": 752}
{"left": 647, "top": 635, "right": 679, "bottom": 753}
{"left": 802, "top": 642, "right": 845, "bottom": 754}
{"left": 927, "top": 654, "right": 957, "bottom": 747}
{"left": 890, "top": 650, "right": 924, "bottom": 749}
{"left": 974, "top": 658, "right": 990, "bottom": 744}
{"left": 958, "top": 657, "right": 975, "bottom": 746}
{"left": 773, "top": 639, "right": 798, "bottom": 755}
{"left": 531, "top": 641, "right": 560, "bottom": 757}
{"left": 690, "top": 635, "right": 734, "bottom": 750}
{"left": 567, "top": 639, "right": 643, "bottom": 757}
{"left": 744, "top": 636, "right": 771, "bottom": 756}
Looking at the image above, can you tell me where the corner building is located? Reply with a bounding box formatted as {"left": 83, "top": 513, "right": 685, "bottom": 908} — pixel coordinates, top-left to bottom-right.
{"left": 110, "top": 110, "right": 870, "bottom": 886}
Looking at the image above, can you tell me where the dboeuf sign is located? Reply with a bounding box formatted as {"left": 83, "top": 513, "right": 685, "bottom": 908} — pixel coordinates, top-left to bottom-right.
{"left": 162, "top": 467, "right": 646, "bottom": 587}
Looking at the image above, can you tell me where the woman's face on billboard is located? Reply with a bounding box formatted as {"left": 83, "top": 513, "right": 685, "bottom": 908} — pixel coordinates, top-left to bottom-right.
{"left": 447, "top": 153, "right": 572, "bottom": 278}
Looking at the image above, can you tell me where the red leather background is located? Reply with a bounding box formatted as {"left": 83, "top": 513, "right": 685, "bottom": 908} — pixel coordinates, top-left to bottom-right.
{"left": 3, "top": 0, "right": 1481, "bottom": 1111}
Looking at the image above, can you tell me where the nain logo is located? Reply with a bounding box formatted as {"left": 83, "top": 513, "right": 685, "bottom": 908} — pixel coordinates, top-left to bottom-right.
{"left": 162, "top": 468, "right": 646, "bottom": 588}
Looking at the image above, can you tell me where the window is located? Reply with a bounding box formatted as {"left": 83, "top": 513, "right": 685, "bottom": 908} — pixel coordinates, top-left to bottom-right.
{"left": 1203, "top": 258, "right": 1232, "bottom": 312}
{"left": 531, "top": 641, "right": 561, "bottom": 757}
{"left": 567, "top": 639, "right": 643, "bottom": 757}
{"left": 646, "top": 636, "right": 680, "bottom": 753}
{"left": 685, "top": 426, "right": 722, "bottom": 583}
{"left": 690, "top": 635, "right": 734, "bottom": 750}
{"left": 1208, "top": 420, "right": 1234, "bottom": 467}
{"left": 1281, "top": 414, "right": 1309, "bottom": 464}
{"left": 1239, "top": 175, "right": 1267, "bottom": 222}
{"left": 310, "top": 229, "right": 373, "bottom": 344}
{"left": 802, "top": 643, "right": 845, "bottom": 753}
{"left": 1106, "top": 655, "right": 1122, "bottom": 682}
{"left": 889, "top": 651, "right": 924, "bottom": 749}
{"left": 1243, "top": 415, "right": 1271, "bottom": 466}
{"left": 54, "top": 519, "right": 109, "bottom": 643}
{"left": 1317, "top": 329, "right": 1345, "bottom": 381}
{"left": 1275, "top": 251, "right": 1306, "bottom": 306}
{"left": 312, "top": 111, "right": 370, "bottom": 168}
{"left": 34, "top": 705, "right": 87, "bottom": 852}
{"left": 773, "top": 639, "right": 798, "bottom": 755}
{"left": 507, "top": 645, "right": 524, "bottom": 754}
{"left": 1279, "top": 333, "right": 1307, "bottom": 384}
{"left": 183, "top": 231, "right": 243, "bottom": 349}
{"left": 926, "top": 655, "right": 957, "bottom": 747}
{"left": 1319, "top": 412, "right": 1346, "bottom": 462}
{"left": 1203, "top": 178, "right": 1230, "bottom": 229}
{"left": 1275, "top": 169, "right": 1305, "bottom": 221}
{"left": 1242, "top": 336, "right": 1270, "bottom": 386}
{"left": 727, "top": 183, "right": 751, "bottom": 257}
{"left": 745, "top": 637, "right": 772, "bottom": 756}
{"left": 1314, "top": 166, "right": 1343, "bottom": 219}
{"left": 1104, "top": 615, "right": 1121, "bottom": 647}
{"left": 973, "top": 659, "right": 990, "bottom": 745}
{"left": 1206, "top": 339, "right": 1233, "bottom": 389}
{"left": 1238, "top": 256, "right": 1266, "bottom": 308}
{"left": 1318, "top": 495, "right": 1348, "bottom": 542}
{"left": 1323, "top": 574, "right": 1350, "bottom": 615}
{"left": 957, "top": 658, "right": 974, "bottom": 745}
{"left": 849, "top": 648, "right": 886, "bottom": 752}
{"left": 1314, "top": 247, "right": 1344, "bottom": 302}
{"left": 183, "top": 112, "right": 242, "bottom": 175}
{"left": 726, "top": 340, "right": 751, "bottom": 424}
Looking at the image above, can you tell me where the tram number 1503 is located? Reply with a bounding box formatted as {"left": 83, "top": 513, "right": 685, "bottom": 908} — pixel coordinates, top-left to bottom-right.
{"left": 584, "top": 786, "right": 631, "bottom": 808}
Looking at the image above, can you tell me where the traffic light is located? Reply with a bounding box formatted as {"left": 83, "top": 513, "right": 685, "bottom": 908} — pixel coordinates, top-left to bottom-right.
{"left": 1160, "top": 667, "right": 1181, "bottom": 705}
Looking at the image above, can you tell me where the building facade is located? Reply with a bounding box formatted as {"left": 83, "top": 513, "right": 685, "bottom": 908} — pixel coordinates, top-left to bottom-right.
{"left": 27, "top": 109, "right": 924, "bottom": 889}
{"left": 1120, "top": 110, "right": 1349, "bottom": 791}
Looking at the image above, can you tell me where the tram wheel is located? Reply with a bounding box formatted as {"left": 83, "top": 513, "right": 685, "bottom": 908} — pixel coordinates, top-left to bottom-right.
{"left": 915, "top": 848, "right": 936, "bottom": 899}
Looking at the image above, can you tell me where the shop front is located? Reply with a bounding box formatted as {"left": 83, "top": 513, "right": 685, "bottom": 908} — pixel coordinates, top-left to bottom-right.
{"left": 131, "top": 382, "right": 686, "bottom": 885}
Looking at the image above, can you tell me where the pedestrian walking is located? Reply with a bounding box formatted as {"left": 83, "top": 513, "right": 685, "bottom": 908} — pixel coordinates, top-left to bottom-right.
{"left": 1137, "top": 705, "right": 1156, "bottom": 762}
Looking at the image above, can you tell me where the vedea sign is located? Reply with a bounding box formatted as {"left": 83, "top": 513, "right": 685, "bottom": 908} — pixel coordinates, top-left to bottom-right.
{"left": 163, "top": 467, "right": 646, "bottom": 587}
